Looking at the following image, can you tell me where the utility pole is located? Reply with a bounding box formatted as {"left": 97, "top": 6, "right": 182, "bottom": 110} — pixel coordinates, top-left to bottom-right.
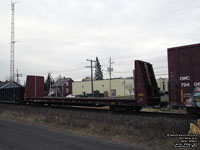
{"left": 15, "top": 69, "right": 23, "bottom": 84}
{"left": 10, "top": 0, "right": 17, "bottom": 82}
{"left": 123, "top": 80, "right": 126, "bottom": 96}
{"left": 86, "top": 59, "right": 96, "bottom": 96}
{"left": 107, "top": 57, "right": 114, "bottom": 96}
{"left": 49, "top": 72, "right": 52, "bottom": 93}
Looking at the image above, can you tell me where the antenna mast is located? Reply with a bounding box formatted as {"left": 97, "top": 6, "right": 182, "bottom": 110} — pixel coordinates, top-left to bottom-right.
{"left": 10, "top": 0, "right": 16, "bottom": 82}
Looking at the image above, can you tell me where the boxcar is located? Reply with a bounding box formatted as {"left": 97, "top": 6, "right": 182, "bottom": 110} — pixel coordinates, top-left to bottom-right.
{"left": 168, "top": 43, "right": 200, "bottom": 107}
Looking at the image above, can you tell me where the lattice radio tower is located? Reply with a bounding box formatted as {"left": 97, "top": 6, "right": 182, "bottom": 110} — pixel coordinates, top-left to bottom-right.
{"left": 10, "top": 0, "right": 16, "bottom": 82}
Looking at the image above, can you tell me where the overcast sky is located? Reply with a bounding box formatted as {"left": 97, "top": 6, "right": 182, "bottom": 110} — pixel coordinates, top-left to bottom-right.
{"left": 0, "top": 0, "right": 200, "bottom": 83}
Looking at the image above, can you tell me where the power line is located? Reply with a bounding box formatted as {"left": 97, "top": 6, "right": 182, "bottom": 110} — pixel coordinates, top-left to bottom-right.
{"left": 107, "top": 50, "right": 167, "bottom": 61}
{"left": 102, "top": 56, "right": 167, "bottom": 66}
{"left": 51, "top": 67, "right": 87, "bottom": 74}
{"left": 155, "top": 74, "right": 168, "bottom": 76}
{"left": 47, "top": 62, "right": 88, "bottom": 71}
{"left": 41, "top": 55, "right": 168, "bottom": 75}
{"left": 21, "top": 54, "right": 170, "bottom": 80}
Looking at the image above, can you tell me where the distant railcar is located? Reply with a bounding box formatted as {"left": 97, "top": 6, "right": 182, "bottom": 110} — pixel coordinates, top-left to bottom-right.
{"left": 25, "top": 75, "right": 44, "bottom": 98}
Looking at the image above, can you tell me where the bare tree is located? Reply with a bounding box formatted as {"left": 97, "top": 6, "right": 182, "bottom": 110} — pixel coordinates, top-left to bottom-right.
{"left": 4, "top": 76, "right": 10, "bottom": 82}
{"left": 125, "top": 83, "right": 134, "bottom": 96}
{"left": 55, "top": 74, "right": 62, "bottom": 81}
{"left": 82, "top": 76, "right": 91, "bottom": 81}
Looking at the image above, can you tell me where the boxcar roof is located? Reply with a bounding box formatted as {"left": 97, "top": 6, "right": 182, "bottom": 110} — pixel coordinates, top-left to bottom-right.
{"left": 168, "top": 43, "right": 200, "bottom": 50}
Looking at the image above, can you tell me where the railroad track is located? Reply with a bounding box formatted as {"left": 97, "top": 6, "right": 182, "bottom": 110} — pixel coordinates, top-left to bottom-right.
{"left": 136, "top": 111, "right": 189, "bottom": 119}
{"left": 0, "top": 101, "right": 198, "bottom": 120}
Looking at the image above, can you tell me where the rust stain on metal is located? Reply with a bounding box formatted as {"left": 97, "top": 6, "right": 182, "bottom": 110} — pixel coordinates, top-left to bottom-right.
{"left": 181, "top": 89, "right": 184, "bottom": 104}
{"left": 138, "top": 93, "right": 144, "bottom": 97}
{"left": 111, "top": 102, "right": 115, "bottom": 105}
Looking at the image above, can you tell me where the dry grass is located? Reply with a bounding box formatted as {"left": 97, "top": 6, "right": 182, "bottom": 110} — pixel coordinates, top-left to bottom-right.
{"left": 0, "top": 104, "right": 198, "bottom": 150}
{"left": 142, "top": 107, "right": 187, "bottom": 114}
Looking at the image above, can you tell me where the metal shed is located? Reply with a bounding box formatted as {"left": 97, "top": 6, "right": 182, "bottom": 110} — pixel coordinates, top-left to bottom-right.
{"left": 0, "top": 81, "right": 24, "bottom": 101}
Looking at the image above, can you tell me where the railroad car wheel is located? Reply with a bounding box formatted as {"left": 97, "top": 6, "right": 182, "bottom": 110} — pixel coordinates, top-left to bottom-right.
{"left": 187, "top": 107, "right": 198, "bottom": 117}
{"left": 134, "top": 106, "right": 142, "bottom": 112}
{"left": 124, "top": 106, "right": 134, "bottom": 112}
{"left": 109, "top": 106, "right": 116, "bottom": 112}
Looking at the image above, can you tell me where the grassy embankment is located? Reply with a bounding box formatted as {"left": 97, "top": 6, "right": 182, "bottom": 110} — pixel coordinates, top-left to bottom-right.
{"left": 0, "top": 104, "right": 198, "bottom": 150}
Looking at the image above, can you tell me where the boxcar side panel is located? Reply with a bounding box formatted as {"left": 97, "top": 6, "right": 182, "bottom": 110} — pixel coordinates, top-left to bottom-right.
{"left": 192, "top": 46, "right": 200, "bottom": 88}
{"left": 168, "top": 44, "right": 200, "bottom": 106}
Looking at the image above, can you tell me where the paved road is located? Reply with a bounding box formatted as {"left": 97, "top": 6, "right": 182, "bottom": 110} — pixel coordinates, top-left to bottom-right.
{"left": 0, "top": 118, "right": 139, "bottom": 150}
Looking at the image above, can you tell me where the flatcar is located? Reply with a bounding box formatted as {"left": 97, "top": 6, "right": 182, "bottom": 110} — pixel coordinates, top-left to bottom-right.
{"left": 1, "top": 43, "right": 200, "bottom": 115}
{"left": 0, "top": 60, "right": 160, "bottom": 112}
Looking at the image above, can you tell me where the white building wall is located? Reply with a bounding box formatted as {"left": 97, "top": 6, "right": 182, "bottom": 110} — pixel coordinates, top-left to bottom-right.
{"left": 72, "top": 79, "right": 134, "bottom": 97}
{"left": 156, "top": 78, "right": 168, "bottom": 92}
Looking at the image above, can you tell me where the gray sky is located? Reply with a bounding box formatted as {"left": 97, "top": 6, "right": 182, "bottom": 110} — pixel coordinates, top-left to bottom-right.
{"left": 0, "top": 0, "right": 200, "bottom": 83}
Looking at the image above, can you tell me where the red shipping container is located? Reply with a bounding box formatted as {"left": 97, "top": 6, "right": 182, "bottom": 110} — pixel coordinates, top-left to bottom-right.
{"left": 25, "top": 75, "right": 44, "bottom": 98}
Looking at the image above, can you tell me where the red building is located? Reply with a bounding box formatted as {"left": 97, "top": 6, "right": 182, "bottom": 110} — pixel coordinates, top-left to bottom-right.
{"left": 51, "top": 77, "right": 73, "bottom": 97}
